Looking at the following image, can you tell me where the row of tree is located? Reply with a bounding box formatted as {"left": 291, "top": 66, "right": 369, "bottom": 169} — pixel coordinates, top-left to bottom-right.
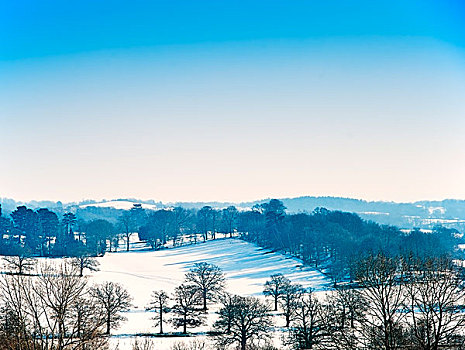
{"left": 0, "top": 203, "right": 241, "bottom": 258}
{"left": 143, "top": 255, "right": 465, "bottom": 350}
{"left": 135, "top": 200, "right": 462, "bottom": 285}
{"left": 268, "top": 254, "right": 465, "bottom": 350}
{"left": 0, "top": 200, "right": 461, "bottom": 287}
{"left": 2, "top": 254, "right": 464, "bottom": 350}
{"left": 144, "top": 262, "right": 275, "bottom": 350}
{"left": 0, "top": 204, "right": 113, "bottom": 258}
{"left": 0, "top": 263, "right": 132, "bottom": 349}
{"left": 237, "top": 200, "right": 461, "bottom": 285}
{"left": 147, "top": 262, "right": 225, "bottom": 335}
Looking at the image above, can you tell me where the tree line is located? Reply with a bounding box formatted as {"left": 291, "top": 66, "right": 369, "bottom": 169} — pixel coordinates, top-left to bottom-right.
{"left": 0, "top": 259, "right": 271, "bottom": 350}
{"left": 260, "top": 253, "right": 465, "bottom": 350}
{"left": 139, "top": 256, "right": 465, "bottom": 350}
{"left": 1, "top": 254, "right": 465, "bottom": 350}
{"left": 0, "top": 203, "right": 242, "bottom": 258}
{"left": 237, "top": 200, "right": 461, "bottom": 286}
{"left": 0, "top": 200, "right": 461, "bottom": 287}
{"left": 0, "top": 262, "right": 132, "bottom": 349}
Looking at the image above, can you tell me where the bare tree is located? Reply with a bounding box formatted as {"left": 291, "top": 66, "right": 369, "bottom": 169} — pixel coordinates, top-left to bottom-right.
{"left": 0, "top": 263, "right": 107, "bottom": 350}
{"left": 355, "top": 253, "right": 408, "bottom": 350}
{"left": 323, "top": 286, "right": 366, "bottom": 350}
{"left": 171, "top": 207, "right": 191, "bottom": 247}
{"left": 185, "top": 262, "right": 225, "bottom": 312}
{"left": 132, "top": 337, "right": 155, "bottom": 350}
{"left": 279, "top": 282, "right": 303, "bottom": 327}
{"left": 214, "top": 295, "right": 272, "bottom": 350}
{"left": 71, "top": 295, "right": 107, "bottom": 342}
{"left": 0, "top": 302, "right": 32, "bottom": 349}
{"left": 263, "top": 273, "right": 290, "bottom": 311}
{"left": 222, "top": 206, "right": 238, "bottom": 238}
{"left": 170, "top": 339, "right": 209, "bottom": 350}
{"left": 71, "top": 254, "right": 100, "bottom": 277}
{"left": 146, "top": 290, "right": 170, "bottom": 334}
{"left": 211, "top": 209, "right": 219, "bottom": 240}
{"left": 216, "top": 292, "right": 235, "bottom": 334}
{"left": 89, "top": 281, "right": 132, "bottom": 335}
{"left": 2, "top": 255, "right": 36, "bottom": 275}
{"left": 285, "top": 288, "right": 328, "bottom": 350}
{"left": 0, "top": 274, "right": 31, "bottom": 348}
{"left": 141, "top": 209, "right": 173, "bottom": 246}
{"left": 32, "top": 264, "right": 89, "bottom": 349}
{"left": 406, "top": 256, "right": 465, "bottom": 350}
{"left": 197, "top": 206, "right": 212, "bottom": 242}
{"left": 119, "top": 211, "right": 137, "bottom": 252}
{"left": 170, "top": 284, "right": 204, "bottom": 334}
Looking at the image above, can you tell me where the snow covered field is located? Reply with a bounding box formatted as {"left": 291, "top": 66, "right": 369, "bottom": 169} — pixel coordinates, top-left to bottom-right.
{"left": 79, "top": 200, "right": 158, "bottom": 210}
{"left": 89, "top": 238, "right": 329, "bottom": 349}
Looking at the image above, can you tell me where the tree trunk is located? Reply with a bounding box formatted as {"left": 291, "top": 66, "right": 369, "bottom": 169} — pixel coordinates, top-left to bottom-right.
{"left": 274, "top": 296, "right": 278, "bottom": 311}
{"left": 126, "top": 233, "right": 130, "bottom": 251}
{"left": 159, "top": 307, "right": 163, "bottom": 334}
{"left": 241, "top": 335, "right": 247, "bottom": 350}
{"left": 58, "top": 321, "right": 64, "bottom": 350}
{"left": 77, "top": 312, "right": 82, "bottom": 338}
{"left": 106, "top": 314, "right": 111, "bottom": 335}
{"left": 203, "top": 291, "right": 207, "bottom": 312}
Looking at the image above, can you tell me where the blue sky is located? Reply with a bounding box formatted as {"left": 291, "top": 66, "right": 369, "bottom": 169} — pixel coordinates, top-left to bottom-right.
{"left": 1, "top": 1, "right": 465, "bottom": 202}
{"left": 2, "top": 0, "right": 465, "bottom": 59}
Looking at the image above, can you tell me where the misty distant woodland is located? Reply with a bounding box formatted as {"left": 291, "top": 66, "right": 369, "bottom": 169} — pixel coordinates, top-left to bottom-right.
{"left": 0, "top": 198, "right": 464, "bottom": 350}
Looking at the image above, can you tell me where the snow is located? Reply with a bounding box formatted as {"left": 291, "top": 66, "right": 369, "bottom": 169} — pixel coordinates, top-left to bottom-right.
{"left": 79, "top": 200, "right": 157, "bottom": 211}
{"left": 427, "top": 206, "right": 446, "bottom": 215}
{"left": 0, "top": 237, "right": 329, "bottom": 349}
{"left": 422, "top": 218, "right": 465, "bottom": 224}
{"left": 88, "top": 238, "right": 329, "bottom": 349}
{"left": 358, "top": 211, "right": 390, "bottom": 216}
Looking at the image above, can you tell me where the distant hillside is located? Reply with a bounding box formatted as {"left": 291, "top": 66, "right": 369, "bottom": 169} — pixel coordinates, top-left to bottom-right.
{"left": 79, "top": 200, "right": 158, "bottom": 211}
{"left": 275, "top": 197, "right": 465, "bottom": 230}
{"left": 170, "top": 196, "right": 465, "bottom": 230}
{"left": 1, "top": 196, "right": 464, "bottom": 230}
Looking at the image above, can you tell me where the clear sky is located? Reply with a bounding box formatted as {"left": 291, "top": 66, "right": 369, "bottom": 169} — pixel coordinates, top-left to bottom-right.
{"left": 1, "top": 0, "right": 465, "bottom": 203}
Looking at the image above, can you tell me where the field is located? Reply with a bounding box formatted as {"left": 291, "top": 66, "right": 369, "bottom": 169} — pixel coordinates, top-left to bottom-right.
{"left": 88, "top": 237, "right": 329, "bottom": 349}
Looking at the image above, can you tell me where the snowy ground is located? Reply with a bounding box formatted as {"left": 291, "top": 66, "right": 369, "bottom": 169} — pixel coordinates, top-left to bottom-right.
{"left": 89, "top": 238, "right": 329, "bottom": 349}
{"left": 79, "top": 200, "right": 158, "bottom": 211}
